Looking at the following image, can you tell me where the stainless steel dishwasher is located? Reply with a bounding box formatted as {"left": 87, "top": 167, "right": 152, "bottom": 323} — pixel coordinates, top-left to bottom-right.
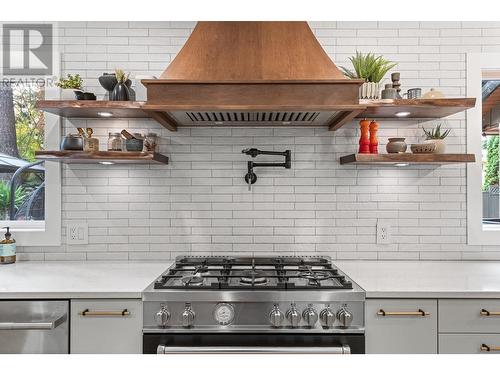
{"left": 0, "top": 300, "right": 69, "bottom": 353}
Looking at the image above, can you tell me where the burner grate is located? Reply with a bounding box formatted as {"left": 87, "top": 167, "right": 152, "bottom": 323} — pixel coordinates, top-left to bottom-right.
{"left": 154, "top": 256, "right": 353, "bottom": 290}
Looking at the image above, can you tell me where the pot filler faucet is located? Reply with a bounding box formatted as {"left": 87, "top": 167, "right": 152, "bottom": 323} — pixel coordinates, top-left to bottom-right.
{"left": 242, "top": 148, "right": 291, "bottom": 191}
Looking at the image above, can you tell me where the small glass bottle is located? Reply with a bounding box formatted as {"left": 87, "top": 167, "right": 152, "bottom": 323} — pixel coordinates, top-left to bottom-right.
{"left": 0, "top": 227, "right": 16, "bottom": 264}
{"left": 84, "top": 128, "right": 99, "bottom": 152}
{"left": 107, "top": 132, "right": 123, "bottom": 151}
{"left": 144, "top": 133, "right": 158, "bottom": 152}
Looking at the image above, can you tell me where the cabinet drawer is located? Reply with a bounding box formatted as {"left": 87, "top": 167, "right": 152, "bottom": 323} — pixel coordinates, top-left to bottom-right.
{"left": 71, "top": 299, "right": 142, "bottom": 354}
{"left": 439, "top": 334, "right": 500, "bottom": 354}
{"left": 365, "top": 299, "right": 437, "bottom": 354}
{"left": 439, "top": 299, "right": 500, "bottom": 333}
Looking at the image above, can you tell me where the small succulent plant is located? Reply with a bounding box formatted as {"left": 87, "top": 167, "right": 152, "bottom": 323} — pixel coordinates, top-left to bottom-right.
{"left": 340, "top": 51, "right": 397, "bottom": 83}
{"left": 115, "top": 69, "right": 129, "bottom": 84}
{"left": 422, "top": 124, "right": 451, "bottom": 140}
{"left": 56, "top": 74, "right": 83, "bottom": 89}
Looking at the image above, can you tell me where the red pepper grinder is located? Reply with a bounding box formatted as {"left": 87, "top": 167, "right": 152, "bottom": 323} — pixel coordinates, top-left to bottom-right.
{"left": 358, "top": 119, "right": 371, "bottom": 153}
{"left": 369, "top": 120, "right": 379, "bottom": 154}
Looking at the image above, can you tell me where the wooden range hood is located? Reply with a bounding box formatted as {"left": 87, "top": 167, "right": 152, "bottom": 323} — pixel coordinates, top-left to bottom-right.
{"left": 141, "top": 22, "right": 365, "bottom": 131}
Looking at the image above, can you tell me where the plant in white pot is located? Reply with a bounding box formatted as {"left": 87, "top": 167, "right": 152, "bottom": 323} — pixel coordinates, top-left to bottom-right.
{"left": 55, "top": 74, "right": 83, "bottom": 99}
{"left": 422, "top": 124, "right": 451, "bottom": 154}
{"left": 340, "top": 51, "right": 397, "bottom": 100}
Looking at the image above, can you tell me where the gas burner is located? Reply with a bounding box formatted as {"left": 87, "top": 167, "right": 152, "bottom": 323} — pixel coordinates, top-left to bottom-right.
{"left": 297, "top": 270, "right": 332, "bottom": 281}
{"left": 239, "top": 269, "right": 268, "bottom": 285}
{"left": 181, "top": 275, "right": 205, "bottom": 286}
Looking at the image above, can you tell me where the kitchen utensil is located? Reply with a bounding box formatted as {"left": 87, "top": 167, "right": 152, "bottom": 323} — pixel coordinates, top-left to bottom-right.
{"left": 83, "top": 128, "right": 99, "bottom": 152}
{"left": 369, "top": 121, "right": 379, "bottom": 154}
{"left": 120, "top": 129, "right": 136, "bottom": 140}
{"left": 98, "top": 73, "right": 118, "bottom": 99}
{"left": 82, "top": 92, "right": 96, "bottom": 100}
{"left": 405, "top": 88, "right": 422, "bottom": 99}
{"left": 107, "top": 132, "right": 123, "bottom": 151}
{"left": 422, "top": 88, "right": 444, "bottom": 99}
{"left": 125, "top": 138, "right": 144, "bottom": 152}
{"left": 410, "top": 143, "right": 436, "bottom": 154}
{"left": 60, "top": 134, "right": 84, "bottom": 150}
{"left": 381, "top": 84, "right": 397, "bottom": 99}
{"left": 73, "top": 91, "right": 96, "bottom": 100}
{"left": 144, "top": 133, "right": 158, "bottom": 152}
{"left": 391, "top": 72, "right": 402, "bottom": 98}
{"left": 358, "top": 119, "right": 371, "bottom": 153}
{"left": 386, "top": 138, "right": 407, "bottom": 153}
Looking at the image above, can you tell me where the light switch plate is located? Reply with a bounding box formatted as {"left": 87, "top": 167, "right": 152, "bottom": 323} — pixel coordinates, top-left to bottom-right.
{"left": 67, "top": 223, "right": 88, "bottom": 245}
{"left": 376, "top": 220, "right": 391, "bottom": 244}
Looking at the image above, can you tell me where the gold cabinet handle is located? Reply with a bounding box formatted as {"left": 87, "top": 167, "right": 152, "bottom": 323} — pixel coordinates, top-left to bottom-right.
{"left": 480, "top": 309, "right": 500, "bottom": 316}
{"left": 377, "top": 309, "right": 429, "bottom": 317}
{"left": 481, "top": 344, "right": 500, "bottom": 352}
{"left": 80, "top": 309, "right": 130, "bottom": 317}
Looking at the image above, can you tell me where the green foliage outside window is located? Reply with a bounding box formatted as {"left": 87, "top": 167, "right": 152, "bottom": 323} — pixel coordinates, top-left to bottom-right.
{"left": 13, "top": 85, "right": 44, "bottom": 162}
{"left": 483, "top": 135, "right": 499, "bottom": 191}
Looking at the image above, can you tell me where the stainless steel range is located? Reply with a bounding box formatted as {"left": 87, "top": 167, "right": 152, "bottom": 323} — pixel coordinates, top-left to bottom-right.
{"left": 143, "top": 256, "right": 365, "bottom": 354}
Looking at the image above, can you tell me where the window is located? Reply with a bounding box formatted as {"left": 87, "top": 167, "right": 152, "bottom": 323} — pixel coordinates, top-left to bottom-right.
{"left": 0, "top": 84, "right": 61, "bottom": 246}
{"left": 467, "top": 53, "right": 500, "bottom": 245}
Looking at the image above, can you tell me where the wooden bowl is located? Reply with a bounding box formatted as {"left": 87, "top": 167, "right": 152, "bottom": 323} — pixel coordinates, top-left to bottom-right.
{"left": 410, "top": 143, "right": 436, "bottom": 154}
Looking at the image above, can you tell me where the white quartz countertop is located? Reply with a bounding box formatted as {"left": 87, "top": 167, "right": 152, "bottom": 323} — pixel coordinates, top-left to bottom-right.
{"left": 0, "top": 261, "right": 169, "bottom": 299}
{"left": 336, "top": 261, "right": 500, "bottom": 298}
{"left": 2, "top": 260, "right": 500, "bottom": 299}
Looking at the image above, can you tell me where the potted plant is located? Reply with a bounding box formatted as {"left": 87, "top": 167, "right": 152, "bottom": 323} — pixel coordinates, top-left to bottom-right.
{"left": 55, "top": 74, "right": 84, "bottom": 99}
{"left": 340, "top": 51, "right": 397, "bottom": 99}
{"left": 422, "top": 123, "right": 451, "bottom": 154}
{"left": 111, "top": 69, "right": 130, "bottom": 101}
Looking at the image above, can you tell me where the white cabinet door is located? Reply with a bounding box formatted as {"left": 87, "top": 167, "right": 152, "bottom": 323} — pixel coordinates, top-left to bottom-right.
{"left": 365, "top": 299, "right": 437, "bottom": 354}
{"left": 71, "top": 299, "right": 142, "bottom": 354}
{"left": 439, "top": 334, "right": 500, "bottom": 354}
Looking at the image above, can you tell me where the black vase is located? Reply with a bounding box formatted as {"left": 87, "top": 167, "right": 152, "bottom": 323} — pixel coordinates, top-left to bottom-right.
{"left": 111, "top": 83, "right": 130, "bottom": 101}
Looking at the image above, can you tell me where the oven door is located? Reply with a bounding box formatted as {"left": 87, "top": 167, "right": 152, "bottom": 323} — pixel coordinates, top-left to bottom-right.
{"left": 144, "top": 333, "right": 365, "bottom": 354}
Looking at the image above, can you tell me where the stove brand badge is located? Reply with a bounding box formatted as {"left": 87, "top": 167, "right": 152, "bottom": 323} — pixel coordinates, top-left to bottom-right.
{"left": 2, "top": 23, "right": 53, "bottom": 76}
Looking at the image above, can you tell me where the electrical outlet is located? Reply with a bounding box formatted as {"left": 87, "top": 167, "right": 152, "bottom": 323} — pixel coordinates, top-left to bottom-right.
{"left": 67, "top": 223, "right": 88, "bottom": 245}
{"left": 377, "top": 221, "right": 391, "bottom": 244}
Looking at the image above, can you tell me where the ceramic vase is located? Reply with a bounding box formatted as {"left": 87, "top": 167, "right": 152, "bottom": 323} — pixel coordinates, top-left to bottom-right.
{"left": 386, "top": 138, "right": 407, "bottom": 153}
{"left": 111, "top": 83, "right": 130, "bottom": 101}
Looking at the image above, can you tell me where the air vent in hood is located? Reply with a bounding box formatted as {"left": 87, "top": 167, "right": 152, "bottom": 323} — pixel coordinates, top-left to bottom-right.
{"left": 141, "top": 22, "right": 365, "bottom": 131}
{"left": 172, "top": 111, "right": 338, "bottom": 126}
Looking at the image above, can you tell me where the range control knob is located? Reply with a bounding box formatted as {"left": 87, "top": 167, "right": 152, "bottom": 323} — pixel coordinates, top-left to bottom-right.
{"left": 269, "top": 304, "right": 285, "bottom": 327}
{"left": 154, "top": 305, "right": 170, "bottom": 327}
{"left": 302, "top": 305, "right": 318, "bottom": 327}
{"left": 181, "top": 303, "right": 195, "bottom": 328}
{"left": 320, "top": 307, "right": 336, "bottom": 328}
{"left": 336, "top": 306, "right": 354, "bottom": 328}
{"left": 286, "top": 303, "right": 301, "bottom": 327}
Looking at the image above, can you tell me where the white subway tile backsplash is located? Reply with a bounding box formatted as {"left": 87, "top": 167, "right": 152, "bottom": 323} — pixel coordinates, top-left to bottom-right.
{"left": 17, "top": 21, "right": 500, "bottom": 261}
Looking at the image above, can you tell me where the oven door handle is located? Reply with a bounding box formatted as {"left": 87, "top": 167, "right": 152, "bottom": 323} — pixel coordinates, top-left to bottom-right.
{"left": 0, "top": 313, "right": 67, "bottom": 330}
{"left": 156, "top": 345, "right": 351, "bottom": 354}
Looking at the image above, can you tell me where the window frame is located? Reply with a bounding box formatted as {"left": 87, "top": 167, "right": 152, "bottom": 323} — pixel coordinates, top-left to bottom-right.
{"left": 467, "top": 52, "right": 500, "bottom": 245}
{"left": 0, "top": 87, "right": 61, "bottom": 246}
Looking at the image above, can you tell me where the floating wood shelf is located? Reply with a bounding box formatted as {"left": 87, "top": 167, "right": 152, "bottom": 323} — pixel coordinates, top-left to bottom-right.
{"left": 356, "top": 98, "right": 476, "bottom": 119}
{"left": 340, "top": 153, "right": 476, "bottom": 165}
{"left": 35, "top": 151, "right": 169, "bottom": 165}
{"left": 35, "top": 98, "right": 476, "bottom": 133}
{"left": 36, "top": 100, "right": 149, "bottom": 119}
